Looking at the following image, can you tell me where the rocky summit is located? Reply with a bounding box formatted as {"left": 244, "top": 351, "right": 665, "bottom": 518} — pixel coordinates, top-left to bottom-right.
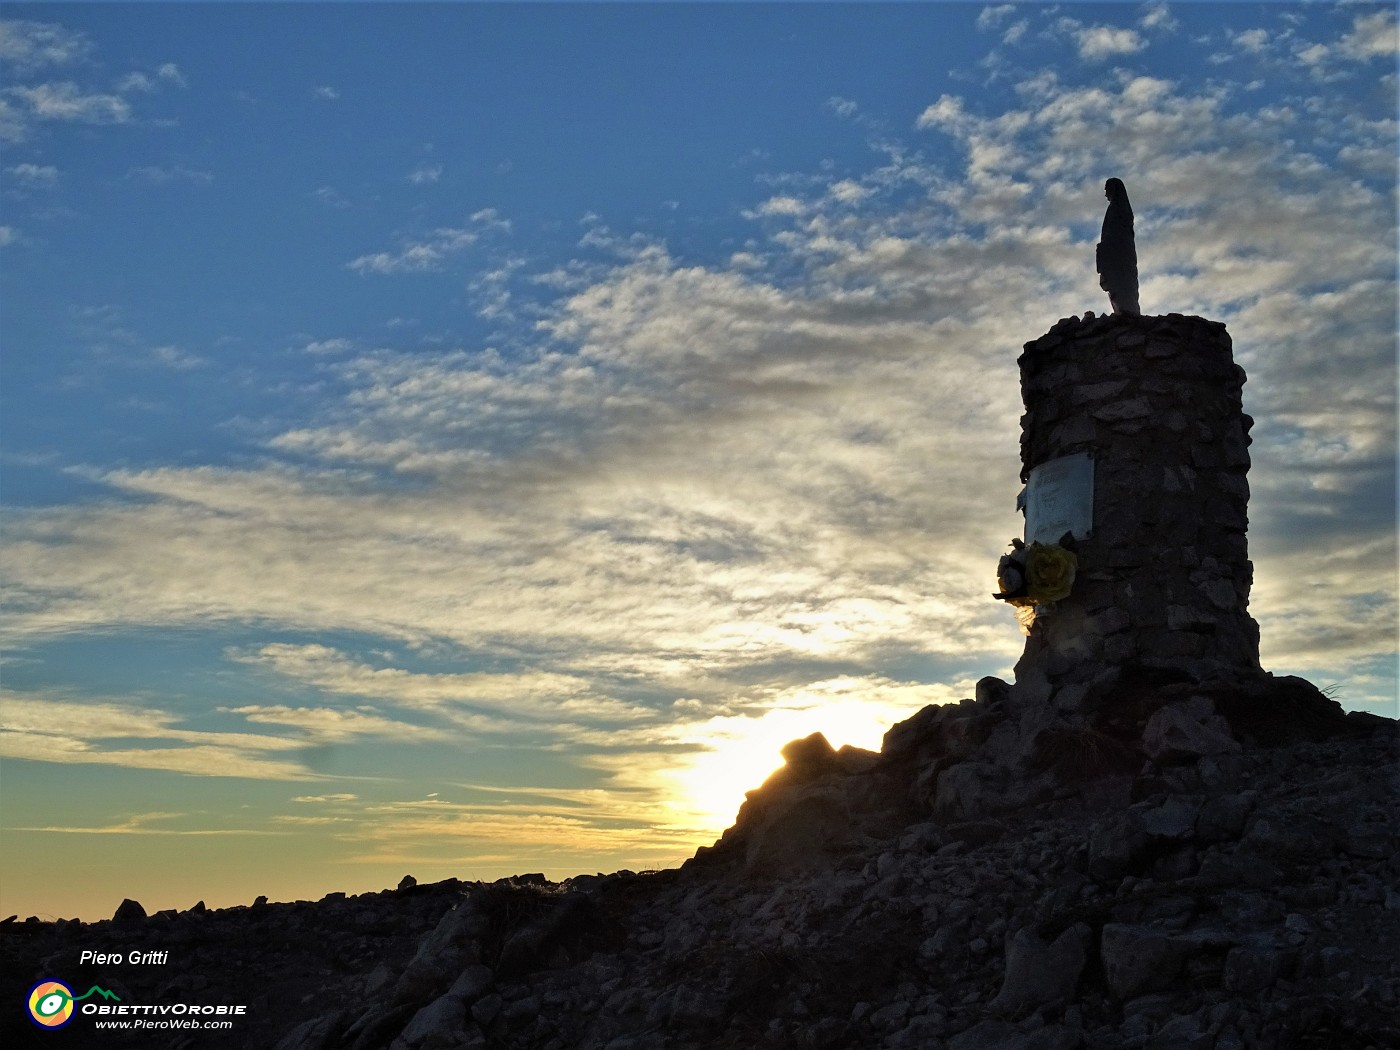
{"left": 3, "top": 673, "right": 1396, "bottom": 1050}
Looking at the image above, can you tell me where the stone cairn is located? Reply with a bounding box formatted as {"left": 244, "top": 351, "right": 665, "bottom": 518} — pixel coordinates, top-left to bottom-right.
{"left": 1004, "top": 311, "right": 1263, "bottom": 717}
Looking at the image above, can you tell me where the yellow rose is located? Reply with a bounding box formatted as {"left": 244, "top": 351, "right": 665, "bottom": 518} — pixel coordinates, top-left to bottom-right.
{"left": 1026, "top": 543, "right": 1077, "bottom": 602}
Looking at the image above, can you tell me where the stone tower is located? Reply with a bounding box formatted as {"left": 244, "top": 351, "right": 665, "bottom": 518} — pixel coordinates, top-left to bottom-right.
{"left": 1004, "top": 312, "right": 1262, "bottom": 713}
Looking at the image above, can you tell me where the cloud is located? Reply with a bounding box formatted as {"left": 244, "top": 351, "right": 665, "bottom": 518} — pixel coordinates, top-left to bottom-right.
{"left": 7, "top": 81, "right": 130, "bottom": 126}
{"left": 229, "top": 644, "right": 653, "bottom": 727}
{"left": 338, "top": 796, "right": 698, "bottom": 868}
{"left": 915, "top": 94, "right": 966, "bottom": 131}
{"left": 1339, "top": 9, "right": 1398, "bottom": 61}
{"left": 1211, "top": 10, "right": 1398, "bottom": 80}
{"left": 747, "top": 194, "right": 805, "bottom": 217}
{"left": 1293, "top": 8, "right": 1399, "bottom": 75}
{"left": 1231, "top": 28, "right": 1271, "bottom": 55}
{"left": 312, "top": 185, "right": 350, "bottom": 209}
{"left": 975, "top": 4, "right": 1029, "bottom": 46}
{"left": 348, "top": 229, "right": 477, "bottom": 274}
{"left": 7, "top": 812, "right": 288, "bottom": 836}
{"left": 976, "top": 5, "right": 1016, "bottom": 32}
{"left": 312, "top": 85, "right": 339, "bottom": 101}
{"left": 5, "top": 162, "right": 57, "bottom": 186}
{"left": 302, "top": 337, "right": 354, "bottom": 355}
{"left": 0, "top": 23, "right": 171, "bottom": 143}
{"left": 117, "top": 71, "right": 155, "bottom": 93}
{"left": 127, "top": 165, "right": 214, "bottom": 185}
{"left": 0, "top": 691, "right": 318, "bottom": 780}
{"left": 292, "top": 793, "right": 359, "bottom": 804}
{"left": 0, "top": 97, "right": 22, "bottom": 141}
{"left": 149, "top": 345, "right": 207, "bottom": 369}
{"left": 1138, "top": 3, "right": 1179, "bottom": 34}
{"left": 348, "top": 212, "right": 507, "bottom": 275}
{"left": 1000, "top": 20, "right": 1029, "bottom": 46}
{"left": 828, "top": 179, "right": 870, "bottom": 204}
{"left": 0, "top": 19, "right": 92, "bottom": 73}
{"left": 826, "top": 96, "right": 859, "bottom": 118}
{"left": 224, "top": 704, "right": 453, "bottom": 743}
{"left": 0, "top": 225, "right": 16, "bottom": 247}
{"left": 468, "top": 255, "right": 527, "bottom": 320}
{"left": 116, "top": 66, "right": 184, "bottom": 94}
{"left": 407, "top": 164, "right": 443, "bottom": 185}
{"left": 1073, "top": 26, "right": 1146, "bottom": 60}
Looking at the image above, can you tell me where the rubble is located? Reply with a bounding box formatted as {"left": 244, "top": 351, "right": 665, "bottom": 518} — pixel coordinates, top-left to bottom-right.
{"left": 3, "top": 678, "right": 1394, "bottom": 1050}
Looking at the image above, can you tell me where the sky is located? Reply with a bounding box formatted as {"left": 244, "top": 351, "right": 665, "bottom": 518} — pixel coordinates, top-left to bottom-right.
{"left": 1, "top": 1, "right": 1396, "bottom": 922}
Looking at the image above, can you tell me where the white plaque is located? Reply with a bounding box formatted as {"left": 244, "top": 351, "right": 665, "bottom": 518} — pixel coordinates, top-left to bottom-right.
{"left": 1025, "top": 452, "right": 1094, "bottom": 545}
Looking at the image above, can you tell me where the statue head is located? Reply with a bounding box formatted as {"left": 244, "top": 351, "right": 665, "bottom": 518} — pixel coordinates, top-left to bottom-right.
{"left": 1104, "top": 177, "right": 1128, "bottom": 202}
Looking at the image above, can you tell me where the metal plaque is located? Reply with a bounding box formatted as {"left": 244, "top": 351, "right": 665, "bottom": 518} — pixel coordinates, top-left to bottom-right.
{"left": 1025, "top": 452, "right": 1094, "bottom": 545}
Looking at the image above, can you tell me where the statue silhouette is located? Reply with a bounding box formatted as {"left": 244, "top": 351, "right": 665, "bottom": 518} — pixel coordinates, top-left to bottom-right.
{"left": 1096, "top": 178, "right": 1140, "bottom": 316}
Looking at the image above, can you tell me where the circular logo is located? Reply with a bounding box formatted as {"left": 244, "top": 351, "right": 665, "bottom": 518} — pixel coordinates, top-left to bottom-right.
{"left": 27, "top": 981, "right": 75, "bottom": 1029}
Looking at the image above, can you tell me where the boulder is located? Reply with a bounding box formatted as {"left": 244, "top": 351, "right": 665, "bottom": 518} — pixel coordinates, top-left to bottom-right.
{"left": 273, "top": 1012, "right": 345, "bottom": 1050}
{"left": 112, "top": 898, "right": 147, "bottom": 926}
{"left": 394, "top": 994, "right": 469, "bottom": 1049}
{"left": 1100, "top": 924, "right": 1190, "bottom": 999}
{"left": 1223, "top": 944, "right": 1284, "bottom": 994}
{"left": 778, "top": 732, "right": 844, "bottom": 781}
{"left": 991, "top": 923, "right": 1091, "bottom": 1013}
{"left": 391, "top": 898, "right": 487, "bottom": 1005}
{"left": 949, "top": 1020, "right": 1080, "bottom": 1050}
{"left": 1143, "top": 698, "right": 1240, "bottom": 762}
{"left": 742, "top": 782, "right": 859, "bottom": 876}
{"left": 933, "top": 761, "right": 1008, "bottom": 822}
{"left": 1195, "top": 791, "right": 1255, "bottom": 843}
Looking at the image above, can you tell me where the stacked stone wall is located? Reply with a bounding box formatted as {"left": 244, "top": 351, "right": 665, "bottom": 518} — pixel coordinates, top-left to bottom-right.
{"left": 1013, "top": 312, "right": 1261, "bottom": 705}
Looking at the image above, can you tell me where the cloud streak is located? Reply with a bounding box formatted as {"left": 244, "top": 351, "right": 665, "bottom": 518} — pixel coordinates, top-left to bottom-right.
{"left": 0, "top": 692, "right": 320, "bottom": 780}
{"left": 347, "top": 211, "right": 508, "bottom": 275}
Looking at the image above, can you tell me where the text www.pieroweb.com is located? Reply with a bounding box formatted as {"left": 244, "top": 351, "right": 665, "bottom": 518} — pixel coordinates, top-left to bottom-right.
{"left": 93, "top": 1017, "right": 236, "bottom": 1031}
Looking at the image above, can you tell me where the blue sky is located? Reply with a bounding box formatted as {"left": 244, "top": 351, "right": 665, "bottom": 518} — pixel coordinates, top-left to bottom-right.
{"left": 1, "top": 2, "right": 1396, "bottom": 921}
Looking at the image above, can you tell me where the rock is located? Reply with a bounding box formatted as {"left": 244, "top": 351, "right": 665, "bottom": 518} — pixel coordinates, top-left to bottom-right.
{"left": 1195, "top": 791, "right": 1254, "bottom": 842}
{"left": 779, "top": 731, "right": 844, "bottom": 781}
{"left": 868, "top": 999, "right": 910, "bottom": 1029}
{"left": 391, "top": 898, "right": 487, "bottom": 1005}
{"left": 398, "top": 875, "right": 418, "bottom": 891}
{"left": 273, "top": 1012, "right": 345, "bottom": 1050}
{"left": 975, "top": 676, "right": 1011, "bottom": 707}
{"left": 949, "top": 1020, "right": 1080, "bottom": 1050}
{"left": 470, "top": 993, "right": 502, "bottom": 1026}
{"left": 447, "top": 964, "right": 493, "bottom": 1003}
{"left": 881, "top": 703, "right": 949, "bottom": 759}
{"left": 1100, "top": 924, "right": 1190, "bottom": 999}
{"left": 1139, "top": 795, "right": 1199, "bottom": 840}
{"left": 933, "top": 761, "right": 1007, "bottom": 821}
{"left": 396, "top": 994, "right": 468, "bottom": 1048}
{"left": 1092, "top": 396, "right": 1153, "bottom": 421}
{"left": 496, "top": 892, "right": 593, "bottom": 979}
{"left": 1147, "top": 1008, "right": 1213, "bottom": 1049}
{"left": 112, "top": 898, "right": 147, "bottom": 925}
{"left": 991, "top": 923, "right": 1090, "bottom": 1012}
{"left": 1224, "top": 944, "right": 1283, "bottom": 993}
{"left": 1088, "top": 813, "right": 1149, "bottom": 880}
{"left": 1143, "top": 700, "right": 1240, "bottom": 762}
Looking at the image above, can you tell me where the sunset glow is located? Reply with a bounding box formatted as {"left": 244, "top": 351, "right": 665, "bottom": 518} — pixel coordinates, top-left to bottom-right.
{"left": 663, "top": 679, "right": 962, "bottom": 830}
